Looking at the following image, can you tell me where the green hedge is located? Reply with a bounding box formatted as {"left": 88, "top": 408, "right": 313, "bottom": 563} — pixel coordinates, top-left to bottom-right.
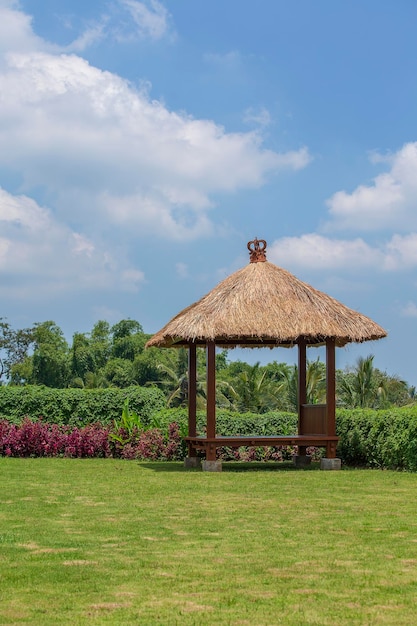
{"left": 156, "top": 405, "right": 417, "bottom": 470}
{"left": 336, "top": 405, "right": 417, "bottom": 471}
{"left": 152, "top": 408, "right": 298, "bottom": 438}
{"left": 2, "top": 391, "right": 417, "bottom": 469}
{"left": 0, "top": 386, "right": 165, "bottom": 426}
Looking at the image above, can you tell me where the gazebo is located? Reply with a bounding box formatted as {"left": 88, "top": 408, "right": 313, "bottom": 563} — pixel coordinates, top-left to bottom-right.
{"left": 146, "top": 238, "right": 387, "bottom": 471}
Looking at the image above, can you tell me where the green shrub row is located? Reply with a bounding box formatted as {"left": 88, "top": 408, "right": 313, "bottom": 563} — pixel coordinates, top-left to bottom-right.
{"left": 156, "top": 405, "right": 417, "bottom": 470}
{"left": 2, "top": 388, "right": 417, "bottom": 470}
{"left": 152, "top": 408, "right": 298, "bottom": 438}
{"left": 0, "top": 386, "right": 165, "bottom": 427}
{"left": 336, "top": 405, "right": 417, "bottom": 471}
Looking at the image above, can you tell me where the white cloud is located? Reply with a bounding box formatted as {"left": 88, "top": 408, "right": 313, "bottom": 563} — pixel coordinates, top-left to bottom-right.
{"left": 243, "top": 107, "right": 272, "bottom": 128}
{"left": 0, "top": 188, "right": 50, "bottom": 230}
{"left": 0, "top": 2, "right": 311, "bottom": 311}
{"left": 0, "top": 7, "right": 310, "bottom": 240}
{"left": 71, "top": 233, "right": 95, "bottom": 257}
{"left": 326, "top": 142, "right": 417, "bottom": 232}
{"left": 0, "top": 0, "right": 174, "bottom": 60}
{"left": 268, "top": 232, "right": 417, "bottom": 273}
{"left": 0, "top": 187, "right": 144, "bottom": 297}
{"left": 401, "top": 302, "right": 417, "bottom": 318}
{"left": 384, "top": 233, "right": 417, "bottom": 270}
{"left": 119, "top": 0, "right": 173, "bottom": 42}
{"left": 65, "top": 21, "right": 108, "bottom": 52}
{"left": 99, "top": 192, "right": 214, "bottom": 240}
{"left": 0, "top": 2, "right": 44, "bottom": 57}
{"left": 268, "top": 234, "right": 381, "bottom": 270}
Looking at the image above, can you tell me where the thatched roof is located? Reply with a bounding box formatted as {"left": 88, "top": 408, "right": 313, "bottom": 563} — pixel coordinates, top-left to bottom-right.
{"left": 146, "top": 239, "right": 387, "bottom": 349}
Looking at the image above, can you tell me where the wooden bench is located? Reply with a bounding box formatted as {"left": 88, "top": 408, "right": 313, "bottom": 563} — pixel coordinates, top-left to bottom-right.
{"left": 185, "top": 434, "right": 339, "bottom": 459}
{"left": 185, "top": 403, "right": 339, "bottom": 462}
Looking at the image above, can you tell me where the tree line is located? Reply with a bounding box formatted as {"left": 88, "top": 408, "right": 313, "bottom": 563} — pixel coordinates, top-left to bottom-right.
{"left": 0, "top": 317, "right": 414, "bottom": 411}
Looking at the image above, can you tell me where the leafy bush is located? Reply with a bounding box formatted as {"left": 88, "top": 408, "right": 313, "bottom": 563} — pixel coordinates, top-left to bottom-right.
{"left": 2, "top": 400, "right": 417, "bottom": 469}
{"left": 158, "top": 406, "right": 417, "bottom": 469}
{"left": 152, "top": 407, "right": 298, "bottom": 437}
{"left": 336, "top": 405, "right": 417, "bottom": 470}
{"left": 0, "top": 386, "right": 165, "bottom": 426}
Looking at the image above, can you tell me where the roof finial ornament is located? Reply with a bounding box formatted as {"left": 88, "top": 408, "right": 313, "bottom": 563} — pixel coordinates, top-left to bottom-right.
{"left": 248, "top": 238, "right": 267, "bottom": 263}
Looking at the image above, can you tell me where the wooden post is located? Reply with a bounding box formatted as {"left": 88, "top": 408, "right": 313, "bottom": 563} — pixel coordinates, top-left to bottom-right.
{"left": 206, "top": 341, "right": 216, "bottom": 460}
{"left": 297, "top": 340, "right": 307, "bottom": 454}
{"left": 298, "top": 339, "right": 307, "bottom": 412}
{"left": 326, "top": 338, "right": 336, "bottom": 457}
{"left": 187, "top": 342, "right": 197, "bottom": 456}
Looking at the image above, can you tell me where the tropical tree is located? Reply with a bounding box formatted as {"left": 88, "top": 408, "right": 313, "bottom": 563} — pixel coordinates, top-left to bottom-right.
{"left": 132, "top": 347, "right": 167, "bottom": 387}
{"left": 0, "top": 318, "right": 35, "bottom": 384}
{"left": 101, "top": 358, "right": 135, "bottom": 388}
{"left": 337, "top": 354, "right": 413, "bottom": 408}
{"left": 157, "top": 347, "right": 192, "bottom": 407}
{"left": 111, "top": 319, "right": 146, "bottom": 361}
{"left": 218, "top": 361, "right": 278, "bottom": 413}
{"left": 70, "top": 332, "right": 96, "bottom": 383}
{"left": 30, "top": 321, "right": 70, "bottom": 388}
{"left": 381, "top": 373, "right": 413, "bottom": 406}
{"left": 337, "top": 355, "right": 384, "bottom": 408}
{"left": 90, "top": 320, "right": 112, "bottom": 370}
{"left": 269, "top": 358, "right": 327, "bottom": 413}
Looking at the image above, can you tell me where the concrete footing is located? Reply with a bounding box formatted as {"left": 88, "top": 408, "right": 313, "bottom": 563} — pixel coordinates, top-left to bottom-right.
{"left": 292, "top": 454, "right": 312, "bottom": 468}
{"left": 320, "top": 457, "right": 342, "bottom": 470}
{"left": 184, "top": 456, "right": 201, "bottom": 469}
{"left": 201, "top": 459, "right": 222, "bottom": 472}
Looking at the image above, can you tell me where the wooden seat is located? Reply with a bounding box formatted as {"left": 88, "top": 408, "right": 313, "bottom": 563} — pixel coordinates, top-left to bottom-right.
{"left": 185, "top": 434, "right": 339, "bottom": 459}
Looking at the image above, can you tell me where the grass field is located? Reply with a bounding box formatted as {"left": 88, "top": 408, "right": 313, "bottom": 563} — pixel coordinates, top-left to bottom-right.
{"left": 1, "top": 459, "right": 417, "bottom": 625}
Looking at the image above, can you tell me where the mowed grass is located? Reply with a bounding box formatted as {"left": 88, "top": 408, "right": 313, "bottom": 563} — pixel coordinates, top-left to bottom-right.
{"left": 1, "top": 460, "right": 417, "bottom": 625}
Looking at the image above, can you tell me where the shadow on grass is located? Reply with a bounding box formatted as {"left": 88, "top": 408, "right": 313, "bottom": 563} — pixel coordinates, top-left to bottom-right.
{"left": 139, "top": 461, "right": 322, "bottom": 473}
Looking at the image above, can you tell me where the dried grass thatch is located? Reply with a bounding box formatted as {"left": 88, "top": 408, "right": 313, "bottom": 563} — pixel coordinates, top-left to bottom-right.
{"left": 146, "top": 256, "right": 386, "bottom": 349}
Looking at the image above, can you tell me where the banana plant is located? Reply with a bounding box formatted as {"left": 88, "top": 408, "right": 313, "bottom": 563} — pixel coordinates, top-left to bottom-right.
{"left": 109, "top": 398, "right": 143, "bottom": 444}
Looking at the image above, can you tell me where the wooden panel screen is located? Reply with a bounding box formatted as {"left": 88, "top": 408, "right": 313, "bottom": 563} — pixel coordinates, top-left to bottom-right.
{"left": 300, "top": 404, "right": 327, "bottom": 435}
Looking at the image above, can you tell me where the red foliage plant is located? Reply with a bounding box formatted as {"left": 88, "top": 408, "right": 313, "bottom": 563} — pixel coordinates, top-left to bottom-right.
{"left": 0, "top": 418, "right": 184, "bottom": 460}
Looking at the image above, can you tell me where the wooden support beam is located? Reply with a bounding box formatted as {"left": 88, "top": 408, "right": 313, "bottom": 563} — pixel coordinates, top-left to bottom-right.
{"left": 298, "top": 339, "right": 307, "bottom": 424}
{"left": 187, "top": 343, "right": 197, "bottom": 452}
{"left": 297, "top": 340, "right": 307, "bottom": 455}
{"left": 298, "top": 339, "right": 307, "bottom": 407}
{"left": 326, "top": 339, "right": 336, "bottom": 452}
{"left": 206, "top": 342, "right": 216, "bottom": 442}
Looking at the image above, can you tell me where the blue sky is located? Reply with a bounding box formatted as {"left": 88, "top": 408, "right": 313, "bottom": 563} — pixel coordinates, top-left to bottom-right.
{"left": 1, "top": 0, "right": 416, "bottom": 385}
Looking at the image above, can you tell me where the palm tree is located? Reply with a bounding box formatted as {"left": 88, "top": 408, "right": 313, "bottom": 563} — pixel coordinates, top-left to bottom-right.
{"left": 226, "top": 362, "right": 281, "bottom": 413}
{"left": 278, "top": 358, "right": 327, "bottom": 413}
{"left": 337, "top": 354, "right": 386, "bottom": 408}
{"left": 157, "top": 348, "right": 191, "bottom": 407}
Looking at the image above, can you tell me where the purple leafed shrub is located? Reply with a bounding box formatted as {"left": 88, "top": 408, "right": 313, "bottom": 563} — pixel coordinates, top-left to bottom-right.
{"left": 111, "top": 421, "right": 183, "bottom": 460}
{"left": 0, "top": 418, "right": 184, "bottom": 460}
{"left": 136, "top": 428, "right": 166, "bottom": 460}
{"left": 120, "top": 443, "right": 138, "bottom": 460}
{"left": 63, "top": 425, "right": 111, "bottom": 458}
{"left": 164, "top": 422, "right": 182, "bottom": 460}
{"left": 0, "top": 418, "right": 111, "bottom": 458}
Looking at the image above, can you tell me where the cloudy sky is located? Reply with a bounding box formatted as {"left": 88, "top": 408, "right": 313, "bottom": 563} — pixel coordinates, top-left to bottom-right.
{"left": 1, "top": 0, "right": 416, "bottom": 385}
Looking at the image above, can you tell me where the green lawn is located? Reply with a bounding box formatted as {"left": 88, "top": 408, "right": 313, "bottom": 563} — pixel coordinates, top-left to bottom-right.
{"left": 1, "top": 459, "right": 417, "bottom": 625}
